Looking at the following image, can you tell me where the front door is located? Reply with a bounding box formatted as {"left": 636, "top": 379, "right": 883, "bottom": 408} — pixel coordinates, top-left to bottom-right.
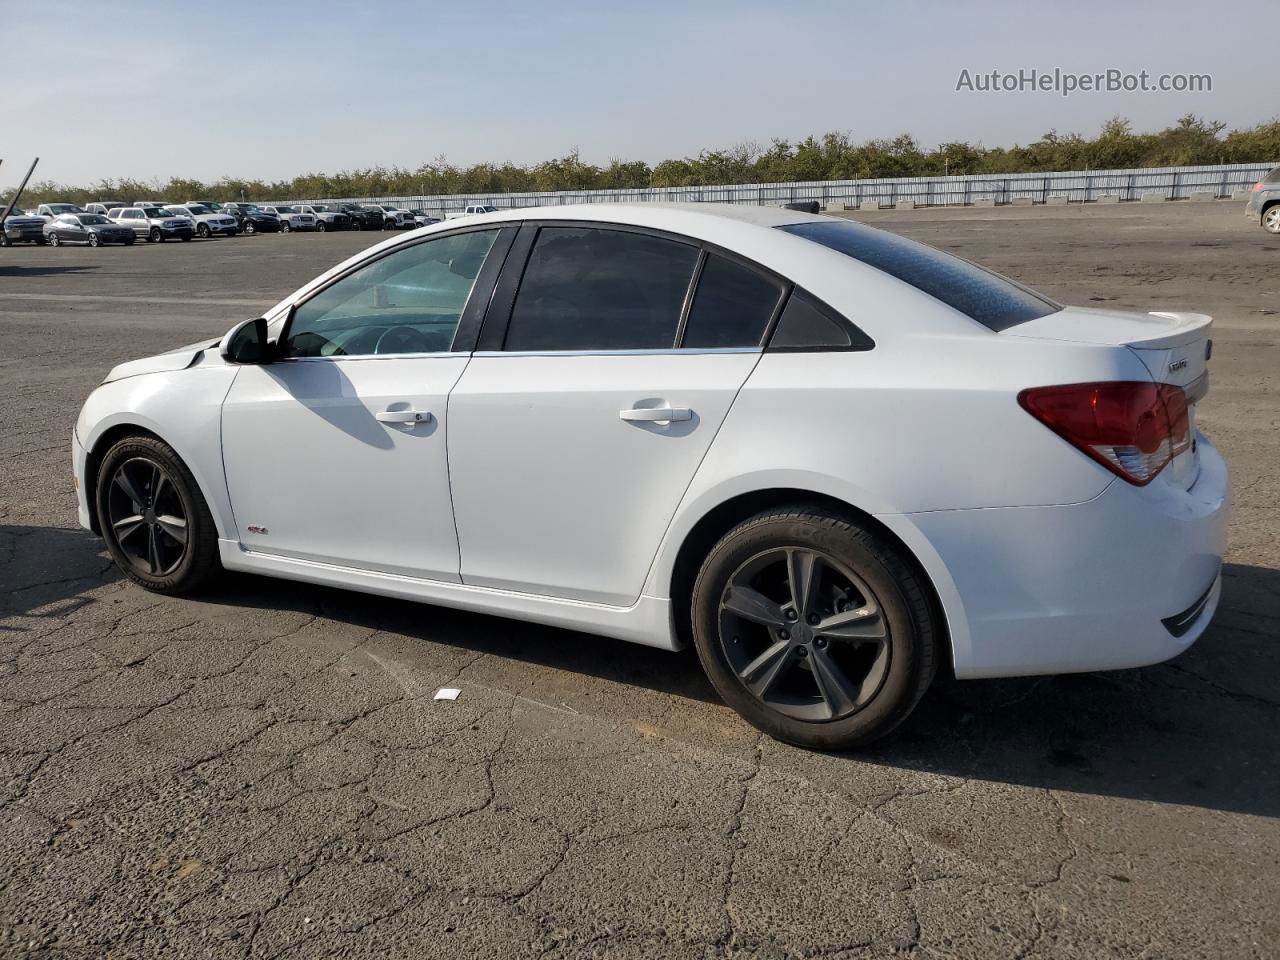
{"left": 448, "top": 225, "right": 787, "bottom": 606}
{"left": 221, "top": 227, "right": 505, "bottom": 579}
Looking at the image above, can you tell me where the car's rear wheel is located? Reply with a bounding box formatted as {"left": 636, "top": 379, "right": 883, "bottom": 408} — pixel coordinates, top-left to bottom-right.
{"left": 149, "top": 227, "right": 162, "bottom": 243}
{"left": 691, "top": 507, "right": 937, "bottom": 749}
{"left": 96, "top": 435, "right": 220, "bottom": 595}
{"left": 48, "top": 234, "right": 61, "bottom": 247}
{"left": 1264, "top": 205, "right": 1280, "bottom": 235}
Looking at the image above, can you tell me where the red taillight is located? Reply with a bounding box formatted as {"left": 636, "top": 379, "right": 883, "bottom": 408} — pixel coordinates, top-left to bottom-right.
{"left": 1018, "top": 381, "right": 1191, "bottom": 486}
{"left": 1253, "top": 181, "right": 1266, "bottom": 192}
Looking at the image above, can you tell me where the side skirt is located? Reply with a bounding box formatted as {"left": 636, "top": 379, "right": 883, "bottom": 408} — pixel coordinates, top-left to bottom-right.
{"left": 218, "top": 540, "right": 681, "bottom": 651}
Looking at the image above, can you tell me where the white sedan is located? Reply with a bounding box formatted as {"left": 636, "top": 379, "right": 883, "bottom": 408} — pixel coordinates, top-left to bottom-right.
{"left": 72, "top": 203, "right": 1227, "bottom": 749}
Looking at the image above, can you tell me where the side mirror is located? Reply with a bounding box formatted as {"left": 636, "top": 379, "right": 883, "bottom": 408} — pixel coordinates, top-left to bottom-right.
{"left": 220, "top": 316, "right": 271, "bottom": 364}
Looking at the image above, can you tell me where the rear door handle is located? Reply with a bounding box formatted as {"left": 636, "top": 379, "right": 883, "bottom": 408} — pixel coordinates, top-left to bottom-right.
{"left": 619, "top": 406, "right": 692, "bottom": 422}
{"left": 376, "top": 409, "right": 432, "bottom": 424}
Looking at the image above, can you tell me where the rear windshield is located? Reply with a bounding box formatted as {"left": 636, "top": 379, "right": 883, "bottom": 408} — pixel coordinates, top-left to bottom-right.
{"left": 778, "top": 220, "right": 1059, "bottom": 332}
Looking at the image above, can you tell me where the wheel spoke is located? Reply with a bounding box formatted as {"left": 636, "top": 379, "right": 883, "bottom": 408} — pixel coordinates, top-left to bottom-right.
{"left": 112, "top": 514, "right": 146, "bottom": 541}
{"left": 151, "top": 464, "right": 168, "bottom": 504}
{"left": 722, "top": 585, "right": 787, "bottom": 628}
{"left": 114, "top": 467, "right": 145, "bottom": 507}
{"left": 156, "top": 515, "right": 187, "bottom": 545}
{"left": 815, "top": 604, "right": 886, "bottom": 642}
{"left": 809, "top": 645, "right": 861, "bottom": 719}
{"left": 147, "top": 525, "right": 162, "bottom": 574}
{"left": 738, "top": 638, "right": 793, "bottom": 697}
{"left": 786, "top": 549, "right": 820, "bottom": 616}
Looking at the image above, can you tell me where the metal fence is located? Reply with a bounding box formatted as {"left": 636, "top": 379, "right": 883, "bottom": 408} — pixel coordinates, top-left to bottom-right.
{"left": 279, "top": 162, "right": 1275, "bottom": 215}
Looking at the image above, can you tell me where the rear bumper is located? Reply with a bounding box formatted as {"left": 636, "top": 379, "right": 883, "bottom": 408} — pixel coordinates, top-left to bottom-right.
{"left": 4, "top": 225, "right": 46, "bottom": 241}
{"left": 906, "top": 434, "right": 1228, "bottom": 679}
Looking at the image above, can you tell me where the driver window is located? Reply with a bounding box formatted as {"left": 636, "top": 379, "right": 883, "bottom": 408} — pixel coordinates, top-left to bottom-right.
{"left": 280, "top": 229, "right": 499, "bottom": 359}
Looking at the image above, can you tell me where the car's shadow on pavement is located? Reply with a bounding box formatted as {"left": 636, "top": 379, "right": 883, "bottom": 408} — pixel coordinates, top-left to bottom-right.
{"left": 6, "top": 523, "right": 1278, "bottom": 819}
{"left": 0, "top": 264, "right": 100, "bottom": 277}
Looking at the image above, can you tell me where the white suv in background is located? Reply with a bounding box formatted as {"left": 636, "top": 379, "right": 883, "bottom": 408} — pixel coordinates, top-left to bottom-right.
{"left": 165, "top": 204, "right": 240, "bottom": 239}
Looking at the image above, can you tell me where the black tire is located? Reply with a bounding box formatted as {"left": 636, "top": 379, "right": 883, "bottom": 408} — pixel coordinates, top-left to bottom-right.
{"left": 125, "top": 238, "right": 135, "bottom": 246}
{"left": 180, "top": 234, "right": 192, "bottom": 242}
{"left": 197, "top": 223, "right": 210, "bottom": 238}
{"left": 149, "top": 227, "right": 162, "bottom": 243}
{"left": 48, "top": 233, "right": 61, "bottom": 247}
{"left": 690, "top": 507, "right": 937, "bottom": 750}
{"left": 95, "top": 434, "right": 220, "bottom": 595}
{"left": 243, "top": 221, "right": 256, "bottom": 235}
{"left": 1264, "top": 204, "right": 1280, "bottom": 235}
{"left": 88, "top": 233, "right": 101, "bottom": 247}
{"left": 351, "top": 219, "right": 363, "bottom": 231}
{"left": 316, "top": 220, "right": 326, "bottom": 232}
{"left": 0, "top": 234, "right": 10, "bottom": 247}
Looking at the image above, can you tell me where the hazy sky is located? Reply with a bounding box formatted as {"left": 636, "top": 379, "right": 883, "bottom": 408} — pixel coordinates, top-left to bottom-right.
{"left": 2, "top": 0, "right": 1273, "bottom": 190}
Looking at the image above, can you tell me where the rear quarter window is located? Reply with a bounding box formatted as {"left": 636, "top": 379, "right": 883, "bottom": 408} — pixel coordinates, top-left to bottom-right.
{"left": 778, "top": 220, "right": 1059, "bottom": 332}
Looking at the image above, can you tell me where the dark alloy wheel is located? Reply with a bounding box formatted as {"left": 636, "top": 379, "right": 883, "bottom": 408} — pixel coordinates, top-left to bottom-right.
{"left": 96, "top": 435, "right": 220, "bottom": 594}
{"left": 691, "top": 507, "right": 937, "bottom": 749}
{"left": 88, "top": 232, "right": 101, "bottom": 247}
{"left": 197, "top": 223, "right": 210, "bottom": 238}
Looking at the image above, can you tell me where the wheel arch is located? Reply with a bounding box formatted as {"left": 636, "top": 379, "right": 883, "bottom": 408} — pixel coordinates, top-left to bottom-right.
{"left": 83, "top": 423, "right": 168, "bottom": 534}
{"left": 663, "top": 486, "right": 960, "bottom": 675}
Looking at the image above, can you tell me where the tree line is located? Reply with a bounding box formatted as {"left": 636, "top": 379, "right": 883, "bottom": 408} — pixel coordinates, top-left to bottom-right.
{"left": 6, "top": 115, "right": 1278, "bottom": 207}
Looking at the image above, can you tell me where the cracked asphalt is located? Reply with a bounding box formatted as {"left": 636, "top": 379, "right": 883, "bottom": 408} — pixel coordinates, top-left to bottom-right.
{"left": 1, "top": 202, "right": 1278, "bottom": 959}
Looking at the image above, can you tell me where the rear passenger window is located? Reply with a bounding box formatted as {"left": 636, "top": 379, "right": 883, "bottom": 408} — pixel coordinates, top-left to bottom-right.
{"left": 681, "top": 254, "right": 784, "bottom": 348}
{"left": 504, "top": 227, "right": 699, "bottom": 351}
{"left": 768, "top": 289, "right": 874, "bottom": 352}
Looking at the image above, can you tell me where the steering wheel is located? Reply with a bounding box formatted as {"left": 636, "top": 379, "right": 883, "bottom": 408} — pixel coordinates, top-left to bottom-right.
{"left": 373, "top": 326, "right": 429, "bottom": 355}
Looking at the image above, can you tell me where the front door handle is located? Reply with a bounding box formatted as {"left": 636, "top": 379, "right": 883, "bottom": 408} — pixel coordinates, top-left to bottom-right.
{"left": 619, "top": 406, "right": 692, "bottom": 422}
{"left": 375, "top": 409, "right": 432, "bottom": 425}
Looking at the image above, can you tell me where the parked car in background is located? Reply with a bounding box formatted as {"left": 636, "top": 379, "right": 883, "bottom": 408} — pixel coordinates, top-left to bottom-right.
{"left": 70, "top": 203, "right": 1227, "bottom": 750}
{"left": 263, "top": 206, "right": 317, "bottom": 232}
{"left": 44, "top": 213, "right": 135, "bottom": 247}
{"left": 85, "top": 202, "right": 128, "bottom": 216}
{"left": 221, "top": 203, "right": 282, "bottom": 235}
{"left": 165, "top": 204, "right": 240, "bottom": 238}
{"left": 368, "top": 204, "right": 415, "bottom": 229}
{"left": 110, "top": 206, "right": 195, "bottom": 242}
{"left": 407, "top": 208, "right": 441, "bottom": 227}
{"left": 1, "top": 209, "right": 49, "bottom": 245}
{"left": 36, "top": 203, "right": 88, "bottom": 221}
{"left": 445, "top": 203, "right": 499, "bottom": 220}
{"left": 1245, "top": 165, "right": 1280, "bottom": 234}
{"left": 186, "top": 200, "right": 227, "bottom": 212}
{"left": 338, "top": 204, "right": 384, "bottom": 230}
{"left": 296, "top": 204, "right": 351, "bottom": 232}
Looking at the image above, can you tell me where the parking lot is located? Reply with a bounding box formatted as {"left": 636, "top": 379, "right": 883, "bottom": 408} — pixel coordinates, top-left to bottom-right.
{"left": 1, "top": 202, "right": 1277, "bottom": 958}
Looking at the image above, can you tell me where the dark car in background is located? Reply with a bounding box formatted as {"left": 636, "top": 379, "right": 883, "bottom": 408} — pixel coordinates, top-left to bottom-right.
{"left": 1, "top": 209, "right": 50, "bottom": 245}
{"left": 45, "top": 213, "right": 136, "bottom": 247}
{"left": 1246, "top": 165, "right": 1280, "bottom": 234}
{"left": 338, "top": 203, "right": 384, "bottom": 230}
{"left": 221, "top": 203, "right": 282, "bottom": 234}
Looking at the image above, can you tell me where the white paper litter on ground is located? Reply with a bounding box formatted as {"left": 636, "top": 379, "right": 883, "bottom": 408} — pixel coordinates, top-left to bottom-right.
{"left": 433, "top": 687, "right": 461, "bottom": 701}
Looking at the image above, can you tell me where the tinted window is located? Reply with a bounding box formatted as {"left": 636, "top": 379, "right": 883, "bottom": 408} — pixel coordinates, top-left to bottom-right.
{"left": 769, "top": 289, "right": 873, "bottom": 352}
{"left": 1265, "top": 166, "right": 1280, "bottom": 184}
{"left": 778, "top": 220, "right": 1059, "bottom": 332}
{"left": 682, "top": 254, "right": 784, "bottom": 348}
{"left": 505, "top": 227, "right": 698, "bottom": 351}
{"left": 281, "top": 229, "right": 499, "bottom": 359}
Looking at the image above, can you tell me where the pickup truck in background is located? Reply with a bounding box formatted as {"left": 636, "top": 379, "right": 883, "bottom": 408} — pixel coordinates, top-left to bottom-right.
{"left": 445, "top": 203, "right": 499, "bottom": 219}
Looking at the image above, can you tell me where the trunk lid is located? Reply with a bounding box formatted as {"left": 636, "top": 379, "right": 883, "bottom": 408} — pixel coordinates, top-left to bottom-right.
{"left": 1007, "top": 306, "right": 1212, "bottom": 490}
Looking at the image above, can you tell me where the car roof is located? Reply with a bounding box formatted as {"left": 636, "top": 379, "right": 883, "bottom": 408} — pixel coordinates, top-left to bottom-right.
{"left": 460, "top": 201, "right": 821, "bottom": 231}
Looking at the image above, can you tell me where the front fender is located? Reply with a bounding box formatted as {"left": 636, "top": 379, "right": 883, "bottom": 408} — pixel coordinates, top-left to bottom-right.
{"left": 77, "top": 364, "right": 241, "bottom": 540}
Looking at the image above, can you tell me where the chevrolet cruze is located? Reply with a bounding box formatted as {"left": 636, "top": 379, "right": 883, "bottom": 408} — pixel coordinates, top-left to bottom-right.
{"left": 72, "top": 204, "right": 1227, "bottom": 748}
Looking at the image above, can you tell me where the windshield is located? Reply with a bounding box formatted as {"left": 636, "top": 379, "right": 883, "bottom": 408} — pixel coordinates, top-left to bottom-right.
{"left": 777, "top": 220, "right": 1060, "bottom": 332}
{"left": 274, "top": 206, "right": 297, "bottom": 214}
{"left": 186, "top": 205, "right": 211, "bottom": 215}
{"left": 143, "top": 208, "right": 169, "bottom": 217}
{"left": 48, "top": 204, "right": 83, "bottom": 213}
{"left": 80, "top": 215, "right": 110, "bottom": 225}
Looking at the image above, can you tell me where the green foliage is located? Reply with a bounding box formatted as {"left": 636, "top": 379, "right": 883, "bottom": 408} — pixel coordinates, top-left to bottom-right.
{"left": 6, "top": 117, "right": 1278, "bottom": 207}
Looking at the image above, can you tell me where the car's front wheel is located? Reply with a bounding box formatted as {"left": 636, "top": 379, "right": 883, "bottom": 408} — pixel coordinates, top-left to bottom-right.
{"left": 316, "top": 220, "right": 326, "bottom": 232}
{"left": 149, "top": 227, "right": 162, "bottom": 243}
{"left": 48, "top": 234, "right": 61, "bottom": 247}
{"left": 691, "top": 507, "right": 937, "bottom": 749}
{"left": 281, "top": 221, "right": 290, "bottom": 233}
{"left": 197, "top": 223, "right": 210, "bottom": 238}
{"left": 1264, "top": 205, "right": 1280, "bottom": 235}
{"left": 96, "top": 435, "right": 220, "bottom": 594}
{"left": 243, "top": 221, "right": 255, "bottom": 235}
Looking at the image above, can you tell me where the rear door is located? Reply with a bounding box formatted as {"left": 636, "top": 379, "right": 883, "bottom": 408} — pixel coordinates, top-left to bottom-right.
{"left": 447, "top": 223, "right": 787, "bottom": 605}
